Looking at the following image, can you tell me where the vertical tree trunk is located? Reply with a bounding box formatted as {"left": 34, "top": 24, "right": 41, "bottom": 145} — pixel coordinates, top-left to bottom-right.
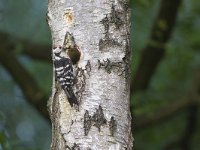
{"left": 47, "top": 0, "right": 133, "bottom": 149}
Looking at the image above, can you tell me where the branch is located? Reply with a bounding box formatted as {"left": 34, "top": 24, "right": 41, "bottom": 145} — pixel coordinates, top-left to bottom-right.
{"left": 135, "top": 95, "right": 199, "bottom": 131}
{"left": 0, "top": 31, "right": 51, "bottom": 62}
{"left": 180, "top": 105, "right": 198, "bottom": 150}
{"left": 0, "top": 33, "right": 50, "bottom": 122}
{"left": 163, "top": 106, "right": 198, "bottom": 150}
{"left": 22, "top": 41, "right": 51, "bottom": 62}
{"left": 131, "top": 0, "right": 182, "bottom": 94}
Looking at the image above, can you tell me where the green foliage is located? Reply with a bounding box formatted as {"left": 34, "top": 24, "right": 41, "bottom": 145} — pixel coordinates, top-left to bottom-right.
{"left": 0, "top": 0, "right": 50, "bottom": 44}
{"left": 18, "top": 55, "right": 52, "bottom": 95}
{"left": 135, "top": 113, "right": 186, "bottom": 150}
{"left": 131, "top": 0, "right": 200, "bottom": 149}
{"left": 0, "top": 0, "right": 51, "bottom": 150}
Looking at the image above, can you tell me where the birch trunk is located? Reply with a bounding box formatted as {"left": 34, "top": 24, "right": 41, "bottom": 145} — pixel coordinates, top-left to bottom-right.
{"left": 47, "top": 0, "right": 133, "bottom": 149}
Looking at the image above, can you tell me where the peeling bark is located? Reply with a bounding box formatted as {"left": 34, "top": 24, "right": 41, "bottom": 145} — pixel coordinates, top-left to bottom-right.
{"left": 47, "top": 0, "right": 132, "bottom": 149}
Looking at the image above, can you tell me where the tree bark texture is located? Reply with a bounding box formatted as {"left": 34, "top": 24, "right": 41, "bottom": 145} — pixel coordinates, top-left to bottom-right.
{"left": 47, "top": 0, "right": 132, "bottom": 149}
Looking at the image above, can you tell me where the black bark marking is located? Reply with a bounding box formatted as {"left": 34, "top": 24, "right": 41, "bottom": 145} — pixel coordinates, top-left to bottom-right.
{"left": 92, "top": 105, "right": 107, "bottom": 132}
{"left": 100, "top": 14, "right": 109, "bottom": 38}
{"left": 66, "top": 143, "right": 80, "bottom": 150}
{"left": 104, "top": 59, "right": 112, "bottom": 74}
{"left": 119, "top": 0, "right": 129, "bottom": 12}
{"left": 99, "top": 4, "right": 124, "bottom": 52}
{"left": 75, "top": 67, "right": 86, "bottom": 105}
{"left": 109, "top": 116, "right": 117, "bottom": 136}
{"left": 98, "top": 59, "right": 112, "bottom": 73}
{"left": 110, "top": 4, "right": 123, "bottom": 29}
{"left": 97, "top": 60, "right": 101, "bottom": 70}
{"left": 122, "top": 39, "right": 131, "bottom": 82}
{"left": 100, "top": 4, "right": 123, "bottom": 31}
{"left": 72, "top": 143, "right": 80, "bottom": 150}
{"left": 83, "top": 106, "right": 107, "bottom": 135}
{"left": 98, "top": 59, "right": 124, "bottom": 75}
{"left": 71, "top": 120, "right": 74, "bottom": 125}
{"left": 84, "top": 110, "right": 92, "bottom": 136}
{"left": 85, "top": 60, "right": 91, "bottom": 76}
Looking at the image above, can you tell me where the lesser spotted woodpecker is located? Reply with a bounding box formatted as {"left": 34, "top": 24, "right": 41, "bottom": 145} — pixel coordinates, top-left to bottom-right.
{"left": 53, "top": 46, "right": 78, "bottom": 107}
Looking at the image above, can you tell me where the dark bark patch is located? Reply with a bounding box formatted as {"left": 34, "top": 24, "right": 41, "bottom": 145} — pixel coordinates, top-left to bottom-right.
{"left": 84, "top": 110, "right": 92, "bottom": 136}
{"left": 92, "top": 105, "right": 107, "bottom": 132}
{"left": 63, "top": 32, "right": 81, "bottom": 65}
{"left": 98, "top": 59, "right": 124, "bottom": 75}
{"left": 109, "top": 116, "right": 117, "bottom": 136}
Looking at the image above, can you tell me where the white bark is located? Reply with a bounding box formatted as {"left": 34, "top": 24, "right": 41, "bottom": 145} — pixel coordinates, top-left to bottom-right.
{"left": 47, "top": 0, "right": 133, "bottom": 150}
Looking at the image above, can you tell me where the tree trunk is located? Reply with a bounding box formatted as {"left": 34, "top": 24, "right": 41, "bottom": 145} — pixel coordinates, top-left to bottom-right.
{"left": 47, "top": 0, "right": 133, "bottom": 149}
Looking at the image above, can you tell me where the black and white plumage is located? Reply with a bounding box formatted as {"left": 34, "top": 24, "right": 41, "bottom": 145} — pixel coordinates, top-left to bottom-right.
{"left": 53, "top": 46, "right": 78, "bottom": 107}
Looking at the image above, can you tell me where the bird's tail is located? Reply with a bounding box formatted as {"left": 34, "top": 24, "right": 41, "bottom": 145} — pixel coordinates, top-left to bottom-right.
{"left": 64, "top": 88, "right": 79, "bottom": 107}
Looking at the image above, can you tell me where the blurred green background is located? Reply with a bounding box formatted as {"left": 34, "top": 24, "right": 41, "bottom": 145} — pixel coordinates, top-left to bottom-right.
{"left": 0, "top": 0, "right": 200, "bottom": 150}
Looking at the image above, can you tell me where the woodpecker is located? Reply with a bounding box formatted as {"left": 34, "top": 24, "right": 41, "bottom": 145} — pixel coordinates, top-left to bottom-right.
{"left": 53, "top": 46, "right": 78, "bottom": 107}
